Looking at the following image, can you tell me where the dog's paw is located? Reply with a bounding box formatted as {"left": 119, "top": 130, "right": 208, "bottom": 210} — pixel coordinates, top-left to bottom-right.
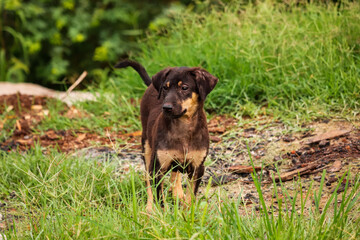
{"left": 146, "top": 203, "right": 153, "bottom": 213}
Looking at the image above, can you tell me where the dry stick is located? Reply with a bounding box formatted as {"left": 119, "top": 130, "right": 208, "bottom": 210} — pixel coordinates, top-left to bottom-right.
{"left": 61, "top": 71, "right": 88, "bottom": 100}
{"left": 273, "top": 163, "right": 320, "bottom": 182}
{"left": 272, "top": 158, "right": 327, "bottom": 183}
{"left": 303, "top": 129, "right": 351, "bottom": 145}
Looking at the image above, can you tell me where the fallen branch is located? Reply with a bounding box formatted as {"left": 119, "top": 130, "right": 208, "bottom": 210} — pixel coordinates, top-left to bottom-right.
{"left": 62, "top": 71, "right": 88, "bottom": 100}
{"left": 304, "top": 129, "right": 351, "bottom": 145}
{"left": 227, "top": 165, "right": 262, "bottom": 174}
{"left": 273, "top": 162, "right": 320, "bottom": 182}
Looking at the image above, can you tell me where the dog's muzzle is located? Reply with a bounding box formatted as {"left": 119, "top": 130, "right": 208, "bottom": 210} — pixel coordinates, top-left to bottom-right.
{"left": 162, "top": 103, "right": 187, "bottom": 118}
{"left": 162, "top": 103, "right": 173, "bottom": 113}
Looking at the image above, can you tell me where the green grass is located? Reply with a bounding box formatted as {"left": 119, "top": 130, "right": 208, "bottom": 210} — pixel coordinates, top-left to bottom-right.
{"left": 0, "top": 147, "right": 359, "bottom": 239}
{"left": 111, "top": 0, "right": 360, "bottom": 123}
{"left": 1, "top": 1, "right": 360, "bottom": 239}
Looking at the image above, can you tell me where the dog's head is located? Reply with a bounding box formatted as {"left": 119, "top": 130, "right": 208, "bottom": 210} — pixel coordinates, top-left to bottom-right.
{"left": 151, "top": 67, "right": 218, "bottom": 119}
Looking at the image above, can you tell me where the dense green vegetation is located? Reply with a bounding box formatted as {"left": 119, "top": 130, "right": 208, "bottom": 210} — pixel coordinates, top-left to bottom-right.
{"left": 113, "top": 0, "right": 360, "bottom": 121}
{"left": 0, "top": 0, "right": 180, "bottom": 87}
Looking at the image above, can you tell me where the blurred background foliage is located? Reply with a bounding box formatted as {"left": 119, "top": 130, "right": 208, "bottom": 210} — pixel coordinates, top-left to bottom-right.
{"left": 0, "top": 0, "right": 195, "bottom": 89}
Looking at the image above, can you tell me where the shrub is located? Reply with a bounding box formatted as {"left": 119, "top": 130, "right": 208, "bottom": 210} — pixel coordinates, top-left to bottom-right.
{"left": 0, "top": 0, "right": 170, "bottom": 87}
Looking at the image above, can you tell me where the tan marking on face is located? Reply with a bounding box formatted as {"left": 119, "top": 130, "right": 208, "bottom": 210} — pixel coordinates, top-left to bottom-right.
{"left": 181, "top": 92, "right": 199, "bottom": 118}
{"left": 166, "top": 81, "right": 170, "bottom": 88}
{"left": 178, "top": 81, "right": 183, "bottom": 87}
{"left": 156, "top": 149, "right": 207, "bottom": 170}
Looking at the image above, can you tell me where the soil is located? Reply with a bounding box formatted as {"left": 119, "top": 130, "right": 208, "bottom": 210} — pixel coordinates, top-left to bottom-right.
{"left": 0, "top": 93, "right": 140, "bottom": 152}
{"left": 0, "top": 93, "right": 359, "bottom": 222}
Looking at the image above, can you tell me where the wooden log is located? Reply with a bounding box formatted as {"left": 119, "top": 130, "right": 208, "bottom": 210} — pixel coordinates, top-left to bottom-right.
{"left": 274, "top": 163, "right": 319, "bottom": 182}
{"left": 227, "top": 165, "right": 262, "bottom": 174}
{"left": 304, "top": 129, "right": 351, "bottom": 145}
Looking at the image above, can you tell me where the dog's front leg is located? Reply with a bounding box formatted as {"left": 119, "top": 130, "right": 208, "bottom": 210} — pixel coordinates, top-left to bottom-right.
{"left": 186, "top": 165, "right": 205, "bottom": 205}
{"left": 155, "top": 172, "right": 165, "bottom": 207}
{"left": 170, "top": 171, "right": 185, "bottom": 201}
{"left": 145, "top": 172, "right": 154, "bottom": 212}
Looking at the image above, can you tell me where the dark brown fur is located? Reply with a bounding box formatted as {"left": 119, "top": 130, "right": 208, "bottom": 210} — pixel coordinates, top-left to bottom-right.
{"left": 115, "top": 60, "right": 218, "bottom": 211}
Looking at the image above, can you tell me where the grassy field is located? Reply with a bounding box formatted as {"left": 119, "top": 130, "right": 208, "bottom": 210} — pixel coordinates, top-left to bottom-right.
{"left": 1, "top": 0, "right": 360, "bottom": 239}
{"left": 113, "top": 0, "right": 360, "bottom": 123}
{"left": 1, "top": 148, "right": 359, "bottom": 239}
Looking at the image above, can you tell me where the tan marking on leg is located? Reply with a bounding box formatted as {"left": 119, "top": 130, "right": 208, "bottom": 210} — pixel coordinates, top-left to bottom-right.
{"left": 144, "top": 140, "right": 154, "bottom": 212}
{"left": 145, "top": 176, "right": 154, "bottom": 212}
{"left": 181, "top": 93, "right": 199, "bottom": 118}
{"left": 170, "top": 171, "right": 184, "bottom": 201}
{"left": 185, "top": 174, "right": 196, "bottom": 205}
{"left": 144, "top": 140, "right": 152, "bottom": 170}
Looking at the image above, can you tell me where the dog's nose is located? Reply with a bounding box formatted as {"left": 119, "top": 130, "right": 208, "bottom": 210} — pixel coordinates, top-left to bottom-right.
{"left": 162, "top": 103, "right": 173, "bottom": 112}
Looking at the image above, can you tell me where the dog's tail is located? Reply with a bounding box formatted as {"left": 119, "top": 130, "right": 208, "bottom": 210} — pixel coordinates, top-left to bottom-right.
{"left": 114, "top": 60, "right": 152, "bottom": 86}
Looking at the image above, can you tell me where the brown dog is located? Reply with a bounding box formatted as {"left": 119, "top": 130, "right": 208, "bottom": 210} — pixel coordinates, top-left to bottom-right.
{"left": 115, "top": 60, "right": 218, "bottom": 211}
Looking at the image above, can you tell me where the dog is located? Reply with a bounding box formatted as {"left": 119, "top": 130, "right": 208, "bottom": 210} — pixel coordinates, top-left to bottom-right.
{"left": 115, "top": 60, "right": 218, "bottom": 211}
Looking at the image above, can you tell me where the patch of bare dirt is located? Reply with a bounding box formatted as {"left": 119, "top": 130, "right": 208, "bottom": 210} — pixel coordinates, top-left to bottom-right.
{"left": 1, "top": 129, "right": 141, "bottom": 152}
{"left": 0, "top": 93, "right": 140, "bottom": 152}
{"left": 201, "top": 118, "right": 360, "bottom": 215}
{"left": 0, "top": 94, "right": 49, "bottom": 115}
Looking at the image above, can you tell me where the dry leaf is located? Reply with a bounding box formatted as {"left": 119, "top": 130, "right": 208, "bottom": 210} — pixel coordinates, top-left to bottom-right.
{"left": 16, "top": 120, "right": 21, "bottom": 131}
{"left": 328, "top": 160, "right": 342, "bottom": 173}
{"left": 6, "top": 105, "right": 14, "bottom": 112}
{"left": 125, "top": 131, "right": 142, "bottom": 137}
{"left": 76, "top": 133, "right": 86, "bottom": 142}
{"left": 65, "top": 106, "right": 86, "bottom": 119}
{"left": 16, "top": 138, "right": 33, "bottom": 145}
{"left": 46, "top": 130, "right": 61, "bottom": 140}
{"left": 208, "top": 126, "right": 226, "bottom": 133}
{"left": 31, "top": 105, "right": 43, "bottom": 111}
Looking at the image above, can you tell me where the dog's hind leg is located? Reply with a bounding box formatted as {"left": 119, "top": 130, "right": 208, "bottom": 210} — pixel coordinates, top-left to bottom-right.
{"left": 145, "top": 173, "right": 154, "bottom": 212}
{"left": 185, "top": 165, "right": 205, "bottom": 205}
{"left": 155, "top": 172, "right": 165, "bottom": 207}
{"left": 144, "top": 140, "right": 154, "bottom": 212}
{"left": 170, "top": 171, "right": 185, "bottom": 201}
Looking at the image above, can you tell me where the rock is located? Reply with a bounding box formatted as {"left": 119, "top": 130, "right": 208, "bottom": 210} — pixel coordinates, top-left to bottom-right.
{"left": 210, "top": 136, "right": 222, "bottom": 142}
{"left": 283, "top": 135, "right": 295, "bottom": 142}
{"left": 319, "top": 140, "right": 330, "bottom": 148}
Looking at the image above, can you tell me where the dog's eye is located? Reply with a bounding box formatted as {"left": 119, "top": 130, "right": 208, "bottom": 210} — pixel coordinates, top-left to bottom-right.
{"left": 181, "top": 85, "right": 189, "bottom": 91}
{"left": 163, "top": 85, "right": 168, "bottom": 90}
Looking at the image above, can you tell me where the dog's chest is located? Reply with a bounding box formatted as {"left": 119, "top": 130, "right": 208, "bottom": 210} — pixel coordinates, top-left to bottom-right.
{"left": 156, "top": 148, "right": 207, "bottom": 170}
{"left": 154, "top": 117, "right": 209, "bottom": 170}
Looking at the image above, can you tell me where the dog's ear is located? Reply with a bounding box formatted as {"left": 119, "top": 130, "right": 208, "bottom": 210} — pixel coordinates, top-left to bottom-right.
{"left": 190, "top": 68, "right": 218, "bottom": 101}
{"left": 152, "top": 68, "right": 172, "bottom": 99}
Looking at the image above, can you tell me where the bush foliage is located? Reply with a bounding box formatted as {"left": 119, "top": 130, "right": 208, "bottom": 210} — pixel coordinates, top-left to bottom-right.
{"left": 0, "top": 0, "right": 174, "bottom": 87}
